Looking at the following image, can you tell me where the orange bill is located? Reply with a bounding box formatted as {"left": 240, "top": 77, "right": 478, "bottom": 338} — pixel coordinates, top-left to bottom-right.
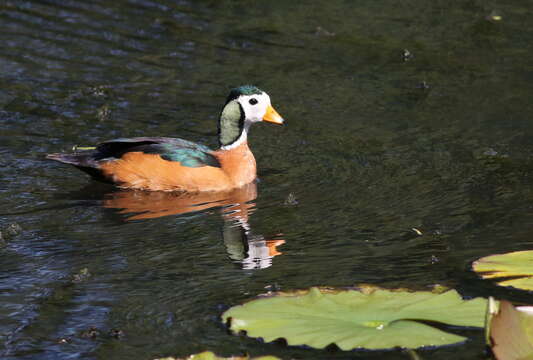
{"left": 263, "top": 105, "right": 284, "bottom": 124}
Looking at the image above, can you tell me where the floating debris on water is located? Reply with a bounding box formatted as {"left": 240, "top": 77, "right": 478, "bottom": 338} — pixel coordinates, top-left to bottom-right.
{"left": 90, "top": 85, "right": 110, "bottom": 97}
{"left": 483, "top": 148, "right": 499, "bottom": 156}
{"left": 284, "top": 193, "right": 299, "bottom": 206}
{"left": 109, "top": 329, "right": 125, "bottom": 339}
{"left": 486, "top": 11, "right": 502, "bottom": 22}
{"left": 315, "top": 26, "right": 335, "bottom": 37}
{"left": 80, "top": 326, "right": 100, "bottom": 339}
{"left": 72, "top": 268, "right": 91, "bottom": 283}
{"left": 72, "top": 145, "right": 97, "bottom": 151}
{"left": 416, "top": 81, "right": 430, "bottom": 90}
{"left": 5, "top": 223, "right": 22, "bottom": 236}
{"left": 97, "top": 104, "right": 111, "bottom": 121}
{"left": 402, "top": 49, "right": 413, "bottom": 61}
{"left": 412, "top": 228, "right": 423, "bottom": 236}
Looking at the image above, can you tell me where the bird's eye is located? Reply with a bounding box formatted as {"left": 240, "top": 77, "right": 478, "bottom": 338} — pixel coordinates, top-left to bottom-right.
{"left": 249, "top": 98, "right": 258, "bottom": 105}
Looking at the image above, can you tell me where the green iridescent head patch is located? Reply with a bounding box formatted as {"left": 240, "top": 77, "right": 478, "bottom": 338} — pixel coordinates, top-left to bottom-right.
{"left": 225, "top": 85, "right": 263, "bottom": 104}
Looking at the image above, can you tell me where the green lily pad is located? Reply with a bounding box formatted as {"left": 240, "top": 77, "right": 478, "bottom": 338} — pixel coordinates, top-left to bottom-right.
{"left": 222, "top": 286, "right": 487, "bottom": 350}
{"left": 487, "top": 299, "right": 533, "bottom": 360}
{"left": 155, "top": 351, "right": 280, "bottom": 360}
{"left": 473, "top": 250, "right": 533, "bottom": 290}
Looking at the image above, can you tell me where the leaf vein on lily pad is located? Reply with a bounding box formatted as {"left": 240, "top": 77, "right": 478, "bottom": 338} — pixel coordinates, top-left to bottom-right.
{"left": 222, "top": 287, "right": 486, "bottom": 350}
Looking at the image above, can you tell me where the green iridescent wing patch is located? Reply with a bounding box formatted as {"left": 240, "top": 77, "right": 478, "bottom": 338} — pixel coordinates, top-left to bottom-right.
{"left": 96, "top": 137, "right": 220, "bottom": 168}
{"left": 158, "top": 144, "right": 220, "bottom": 167}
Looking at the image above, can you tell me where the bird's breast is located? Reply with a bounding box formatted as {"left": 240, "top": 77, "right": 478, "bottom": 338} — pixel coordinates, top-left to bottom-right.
{"left": 213, "top": 142, "right": 257, "bottom": 188}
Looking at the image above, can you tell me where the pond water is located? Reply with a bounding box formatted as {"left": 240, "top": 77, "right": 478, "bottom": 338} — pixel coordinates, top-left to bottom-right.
{"left": 1, "top": 0, "right": 533, "bottom": 359}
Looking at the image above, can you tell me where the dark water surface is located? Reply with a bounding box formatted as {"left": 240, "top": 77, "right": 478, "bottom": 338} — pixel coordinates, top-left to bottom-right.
{"left": 1, "top": 0, "right": 533, "bottom": 359}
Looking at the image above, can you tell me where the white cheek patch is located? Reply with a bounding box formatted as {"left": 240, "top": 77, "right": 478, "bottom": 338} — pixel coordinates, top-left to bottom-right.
{"left": 239, "top": 93, "right": 271, "bottom": 122}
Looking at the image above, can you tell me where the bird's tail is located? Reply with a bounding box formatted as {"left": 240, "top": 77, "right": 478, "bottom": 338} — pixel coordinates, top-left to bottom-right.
{"left": 46, "top": 152, "right": 108, "bottom": 182}
{"left": 46, "top": 153, "right": 90, "bottom": 165}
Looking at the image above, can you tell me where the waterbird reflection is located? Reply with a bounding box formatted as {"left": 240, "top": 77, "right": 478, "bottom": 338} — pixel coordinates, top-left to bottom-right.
{"left": 102, "top": 182, "right": 285, "bottom": 269}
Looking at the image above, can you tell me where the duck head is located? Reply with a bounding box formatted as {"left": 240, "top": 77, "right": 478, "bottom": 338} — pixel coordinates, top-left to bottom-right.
{"left": 218, "top": 85, "right": 284, "bottom": 149}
